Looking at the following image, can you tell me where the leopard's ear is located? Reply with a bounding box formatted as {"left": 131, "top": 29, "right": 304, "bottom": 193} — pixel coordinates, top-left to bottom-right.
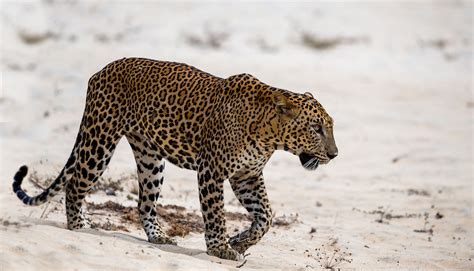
{"left": 304, "top": 92, "right": 314, "bottom": 98}
{"left": 272, "top": 93, "right": 298, "bottom": 121}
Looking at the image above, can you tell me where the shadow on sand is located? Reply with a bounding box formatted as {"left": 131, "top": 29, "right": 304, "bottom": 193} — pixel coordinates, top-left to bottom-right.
{"left": 20, "top": 217, "right": 242, "bottom": 266}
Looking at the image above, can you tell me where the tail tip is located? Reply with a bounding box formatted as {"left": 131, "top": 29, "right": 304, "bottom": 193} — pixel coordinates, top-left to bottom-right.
{"left": 19, "top": 165, "right": 28, "bottom": 174}
{"left": 14, "top": 165, "right": 28, "bottom": 184}
{"left": 18, "top": 165, "right": 29, "bottom": 178}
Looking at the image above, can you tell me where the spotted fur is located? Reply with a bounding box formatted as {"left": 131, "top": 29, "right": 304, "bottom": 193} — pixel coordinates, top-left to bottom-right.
{"left": 12, "top": 58, "right": 338, "bottom": 260}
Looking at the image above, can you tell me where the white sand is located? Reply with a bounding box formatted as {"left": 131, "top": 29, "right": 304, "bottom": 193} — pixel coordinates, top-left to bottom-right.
{"left": 0, "top": 1, "right": 472, "bottom": 270}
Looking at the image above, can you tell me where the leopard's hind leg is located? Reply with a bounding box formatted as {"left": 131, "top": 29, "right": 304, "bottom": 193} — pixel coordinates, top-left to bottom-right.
{"left": 126, "top": 132, "right": 176, "bottom": 245}
{"left": 66, "top": 70, "right": 125, "bottom": 230}
{"left": 65, "top": 123, "right": 122, "bottom": 230}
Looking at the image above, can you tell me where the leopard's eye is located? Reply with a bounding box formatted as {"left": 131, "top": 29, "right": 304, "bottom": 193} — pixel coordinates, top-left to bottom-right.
{"left": 311, "top": 124, "right": 323, "bottom": 134}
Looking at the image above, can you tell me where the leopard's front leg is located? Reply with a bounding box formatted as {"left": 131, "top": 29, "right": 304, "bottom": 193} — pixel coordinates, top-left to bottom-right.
{"left": 197, "top": 164, "right": 242, "bottom": 261}
{"left": 228, "top": 173, "right": 272, "bottom": 254}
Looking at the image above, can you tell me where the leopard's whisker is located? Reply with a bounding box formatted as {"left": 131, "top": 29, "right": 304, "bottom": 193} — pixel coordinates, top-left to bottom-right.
{"left": 304, "top": 158, "right": 317, "bottom": 168}
{"left": 308, "top": 158, "right": 319, "bottom": 170}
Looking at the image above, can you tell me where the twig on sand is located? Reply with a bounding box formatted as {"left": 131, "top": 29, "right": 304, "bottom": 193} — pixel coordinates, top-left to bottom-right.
{"left": 28, "top": 172, "right": 46, "bottom": 190}
{"left": 236, "top": 252, "right": 251, "bottom": 268}
{"left": 236, "top": 259, "right": 248, "bottom": 268}
{"left": 39, "top": 201, "right": 51, "bottom": 219}
{"left": 414, "top": 212, "right": 434, "bottom": 236}
{"left": 325, "top": 250, "right": 337, "bottom": 269}
{"left": 392, "top": 153, "right": 410, "bottom": 163}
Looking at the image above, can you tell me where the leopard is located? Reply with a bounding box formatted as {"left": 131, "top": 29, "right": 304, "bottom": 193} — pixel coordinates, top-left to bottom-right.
{"left": 12, "top": 57, "right": 338, "bottom": 261}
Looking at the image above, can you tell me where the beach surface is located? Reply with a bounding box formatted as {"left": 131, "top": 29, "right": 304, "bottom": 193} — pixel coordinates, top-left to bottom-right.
{"left": 0, "top": 1, "right": 472, "bottom": 270}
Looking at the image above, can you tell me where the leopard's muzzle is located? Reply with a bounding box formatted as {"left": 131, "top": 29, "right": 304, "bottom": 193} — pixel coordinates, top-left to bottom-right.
{"left": 299, "top": 152, "right": 320, "bottom": 171}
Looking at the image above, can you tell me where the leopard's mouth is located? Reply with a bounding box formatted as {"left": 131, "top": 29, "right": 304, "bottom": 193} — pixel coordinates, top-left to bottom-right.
{"left": 299, "top": 153, "right": 320, "bottom": 171}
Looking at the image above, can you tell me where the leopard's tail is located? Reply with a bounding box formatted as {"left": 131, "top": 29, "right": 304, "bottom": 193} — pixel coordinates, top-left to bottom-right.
{"left": 12, "top": 125, "right": 83, "bottom": 206}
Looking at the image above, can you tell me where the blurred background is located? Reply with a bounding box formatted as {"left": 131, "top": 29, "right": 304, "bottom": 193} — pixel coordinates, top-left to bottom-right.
{"left": 1, "top": 0, "right": 471, "bottom": 174}
{"left": 0, "top": 1, "right": 472, "bottom": 270}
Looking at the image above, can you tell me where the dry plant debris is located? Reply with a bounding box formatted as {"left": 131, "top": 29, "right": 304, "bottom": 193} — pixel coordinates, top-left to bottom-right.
{"left": 413, "top": 212, "right": 434, "bottom": 236}
{"left": 93, "top": 174, "right": 137, "bottom": 194}
{"left": 18, "top": 30, "right": 56, "bottom": 45}
{"left": 184, "top": 30, "right": 229, "bottom": 49}
{"left": 301, "top": 32, "right": 369, "bottom": 50}
{"left": 28, "top": 170, "right": 55, "bottom": 190}
{"left": 407, "top": 189, "right": 431, "bottom": 197}
{"left": 22, "top": 171, "right": 298, "bottom": 236}
{"left": 272, "top": 213, "right": 300, "bottom": 227}
{"left": 352, "top": 206, "right": 421, "bottom": 224}
{"left": 87, "top": 200, "right": 255, "bottom": 237}
{"left": 304, "top": 238, "right": 353, "bottom": 270}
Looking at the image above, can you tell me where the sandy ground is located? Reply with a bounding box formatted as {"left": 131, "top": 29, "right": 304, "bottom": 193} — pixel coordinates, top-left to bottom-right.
{"left": 0, "top": 1, "right": 473, "bottom": 270}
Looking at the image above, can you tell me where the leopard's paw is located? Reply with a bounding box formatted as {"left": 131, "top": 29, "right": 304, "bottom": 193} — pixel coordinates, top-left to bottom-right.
{"left": 229, "top": 232, "right": 251, "bottom": 254}
{"left": 149, "top": 235, "right": 177, "bottom": 245}
{"left": 207, "top": 246, "right": 243, "bottom": 261}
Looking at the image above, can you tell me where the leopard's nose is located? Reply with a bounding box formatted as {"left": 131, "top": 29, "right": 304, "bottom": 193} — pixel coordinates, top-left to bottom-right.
{"left": 328, "top": 151, "right": 338, "bottom": 159}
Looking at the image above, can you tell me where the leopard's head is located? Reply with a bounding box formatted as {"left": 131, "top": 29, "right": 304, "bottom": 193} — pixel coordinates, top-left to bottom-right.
{"left": 272, "top": 91, "right": 338, "bottom": 170}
